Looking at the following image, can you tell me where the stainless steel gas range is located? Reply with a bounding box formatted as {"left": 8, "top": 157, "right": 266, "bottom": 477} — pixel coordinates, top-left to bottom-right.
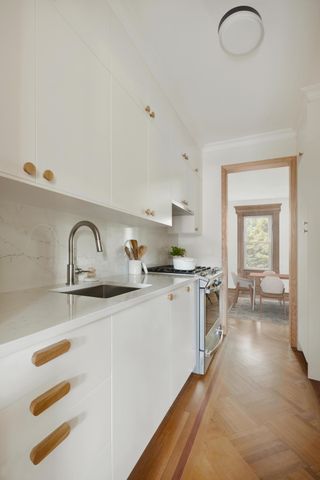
{"left": 147, "top": 265, "right": 224, "bottom": 374}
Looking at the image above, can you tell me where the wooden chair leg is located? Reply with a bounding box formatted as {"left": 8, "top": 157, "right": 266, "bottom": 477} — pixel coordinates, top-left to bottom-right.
{"left": 232, "top": 283, "right": 240, "bottom": 307}
{"left": 249, "top": 286, "right": 253, "bottom": 308}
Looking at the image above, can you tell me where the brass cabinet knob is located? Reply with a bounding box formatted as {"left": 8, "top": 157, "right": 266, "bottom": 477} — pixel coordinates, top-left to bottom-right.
{"left": 23, "top": 162, "right": 36, "bottom": 177}
{"left": 195, "top": 227, "right": 199, "bottom": 232}
{"left": 168, "top": 293, "right": 174, "bottom": 301}
{"left": 145, "top": 209, "right": 151, "bottom": 216}
{"left": 43, "top": 169, "right": 55, "bottom": 182}
{"left": 194, "top": 168, "right": 199, "bottom": 173}
{"left": 182, "top": 153, "right": 189, "bottom": 160}
{"left": 145, "top": 105, "right": 155, "bottom": 118}
{"left": 187, "top": 286, "right": 191, "bottom": 292}
{"left": 150, "top": 210, "right": 155, "bottom": 216}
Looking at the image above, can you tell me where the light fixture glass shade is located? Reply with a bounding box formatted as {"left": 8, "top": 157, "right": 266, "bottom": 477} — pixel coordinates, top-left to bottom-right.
{"left": 218, "top": 6, "right": 264, "bottom": 55}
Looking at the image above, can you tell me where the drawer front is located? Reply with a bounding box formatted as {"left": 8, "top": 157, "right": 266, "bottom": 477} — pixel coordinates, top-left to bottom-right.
{"left": 0, "top": 379, "right": 111, "bottom": 480}
{"left": 0, "top": 316, "right": 111, "bottom": 410}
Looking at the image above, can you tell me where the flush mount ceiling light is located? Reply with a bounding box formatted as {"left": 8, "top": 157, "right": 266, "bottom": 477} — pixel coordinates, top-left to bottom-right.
{"left": 218, "top": 6, "right": 264, "bottom": 55}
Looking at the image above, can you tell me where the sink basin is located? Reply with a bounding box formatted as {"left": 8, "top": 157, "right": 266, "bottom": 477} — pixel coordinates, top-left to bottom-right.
{"left": 59, "top": 284, "right": 140, "bottom": 299}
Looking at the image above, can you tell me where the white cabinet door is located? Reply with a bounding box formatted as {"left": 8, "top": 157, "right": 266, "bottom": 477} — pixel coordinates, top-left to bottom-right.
{"left": 37, "top": 0, "right": 111, "bottom": 204}
{"left": 0, "top": 0, "right": 35, "bottom": 180}
{"left": 172, "top": 171, "right": 202, "bottom": 235}
{"left": 110, "top": 12, "right": 155, "bottom": 113}
{"left": 52, "top": 0, "right": 112, "bottom": 71}
{"left": 111, "top": 78, "right": 148, "bottom": 216}
{"left": 148, "top": 123, "right": 172, "bottom": 225}
{"left": 0, "top": 380, "right": 110, "bottom": 480}
{"left": 112, "top": 294, "right": 171, "bottom": 480}
{"left": 171, "top": 283, "right": 197, "bottom": 399}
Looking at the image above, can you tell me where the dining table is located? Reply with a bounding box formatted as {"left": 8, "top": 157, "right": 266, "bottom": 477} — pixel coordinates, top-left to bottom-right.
{"left": 249, "top": 272, "right": 289, "bottom": 311}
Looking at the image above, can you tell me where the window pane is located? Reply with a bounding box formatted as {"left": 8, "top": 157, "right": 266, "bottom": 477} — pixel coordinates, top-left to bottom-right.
{"left": 244, "top": 216, "right": 272, "bottom": 270}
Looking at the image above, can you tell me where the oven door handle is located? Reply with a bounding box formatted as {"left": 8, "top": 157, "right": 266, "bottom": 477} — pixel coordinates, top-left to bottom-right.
{"left": 204, "top": 327, "right": 223, "bottom": 357}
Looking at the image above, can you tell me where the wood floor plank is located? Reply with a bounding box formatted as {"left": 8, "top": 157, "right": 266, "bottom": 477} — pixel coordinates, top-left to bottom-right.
{"left": 267, "top": 413, "right": 320, "bottom": 470}
{"left": 182, "top": 437, "right": 259, "bottom": 480}
{"left": 129, "top": 313, "right": 320, "bottom": 479}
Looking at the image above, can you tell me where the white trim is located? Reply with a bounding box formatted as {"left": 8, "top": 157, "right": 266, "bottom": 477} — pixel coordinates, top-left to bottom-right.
{"left": 301, "top": 83, "right": 320, "bottom": 102}
{"left": 203, "top": 129, "right": 296, "bottom": 153}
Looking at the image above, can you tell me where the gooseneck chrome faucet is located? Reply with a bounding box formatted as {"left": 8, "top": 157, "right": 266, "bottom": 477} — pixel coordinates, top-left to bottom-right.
{"left": 66, "top": 221, "right": 103, "bottom": 286}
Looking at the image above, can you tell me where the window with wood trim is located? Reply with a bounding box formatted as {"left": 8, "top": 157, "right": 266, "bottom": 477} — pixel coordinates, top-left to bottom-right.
{"left": 235, "top": 204, "right": 281, "bottom": 275}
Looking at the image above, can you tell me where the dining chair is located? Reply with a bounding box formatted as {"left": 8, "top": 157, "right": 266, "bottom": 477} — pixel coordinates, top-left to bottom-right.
{"left": 260, "top": 275, "right": 286, "bottom": 313}
{"left": 231, "top": 272, "right": 254, "bottom": 308}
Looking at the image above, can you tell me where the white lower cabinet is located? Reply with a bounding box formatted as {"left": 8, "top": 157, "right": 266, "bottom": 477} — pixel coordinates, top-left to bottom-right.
{"left": 171, "top": 283, "right": 197, "bottom": 398}
{"left": 0, "top": 285, "right": 196, "bottom": 480}
{"left": 0, "top": 380, "right": 110, "bottom": 480}
{"left": 112, "top": 282, "right": 196, "bottom": 479}
{"left": 112, "top": 294, "right": 172, "bottom": 480}
{"left": 0, "top": 316, "right": 111, "bottom": 480}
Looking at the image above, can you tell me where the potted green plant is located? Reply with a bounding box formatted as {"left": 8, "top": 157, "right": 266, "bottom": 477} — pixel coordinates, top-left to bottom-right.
{"left": 169, "top": 246, "right": 196, "bottom": 270}
{"left": 169, "top": 246, "right": 186, "bottom": 257}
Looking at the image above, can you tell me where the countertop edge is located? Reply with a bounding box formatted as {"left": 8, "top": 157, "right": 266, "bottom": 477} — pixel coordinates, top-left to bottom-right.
{"left": 0, "top": 276, "right": 198, "bottom": 358}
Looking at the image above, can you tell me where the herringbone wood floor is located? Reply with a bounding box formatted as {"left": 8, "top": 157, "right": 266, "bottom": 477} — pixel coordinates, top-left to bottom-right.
{"left": 129, "top": 314, "right": 320, "bottom": 480}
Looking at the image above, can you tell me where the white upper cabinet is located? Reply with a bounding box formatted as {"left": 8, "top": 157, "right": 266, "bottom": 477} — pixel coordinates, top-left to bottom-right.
{"left": 111, "top": 77, "right": 148, "bottom": 216}
{"left": 0, "top": 1, "right": 201, "bottom": 227}
{"left": 110, "top": 13, "right": 152, "bottom": 111}
{"left": 172, "top": 170, "right": 202, "bottom": 235}
{"left": 36, "top": 0, "right": 112, "bottom": 204}
{"left": 0, "top": 0, "right": 35, "bottom": 180}
{"left": 148, "top": 122, "right": 172, "bottom": 225}
{"left": 52, "top": 0, "right": 112, "bottom": 71}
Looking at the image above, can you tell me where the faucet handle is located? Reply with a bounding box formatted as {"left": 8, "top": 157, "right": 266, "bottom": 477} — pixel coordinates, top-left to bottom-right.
{"left": 75, "top": 266, "right": 96, "bottom": 278}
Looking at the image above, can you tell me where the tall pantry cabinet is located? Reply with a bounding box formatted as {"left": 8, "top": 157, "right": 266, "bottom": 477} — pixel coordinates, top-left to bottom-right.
{"left": 297, "top": 84, "right": 320, "bottom": 381}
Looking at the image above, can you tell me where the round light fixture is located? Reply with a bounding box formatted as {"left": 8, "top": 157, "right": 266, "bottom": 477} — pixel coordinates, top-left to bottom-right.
{"left": 218, "top": 6, "right": 264, "bottom": 55}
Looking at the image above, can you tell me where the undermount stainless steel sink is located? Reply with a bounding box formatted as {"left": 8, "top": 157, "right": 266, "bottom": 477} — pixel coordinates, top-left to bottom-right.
{"left": 59, "top": 284, "right": 140, "bottom": 299}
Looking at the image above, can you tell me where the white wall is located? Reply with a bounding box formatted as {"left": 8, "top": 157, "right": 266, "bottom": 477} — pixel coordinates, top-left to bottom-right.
{"left": 0, "top": 187, "right": 175, "bottom": 293}
{"left": 178, "top": 130, "right": 297, "bottom": 268}
{"left": 228, "top": 198, "right": 290, "bottom": 289}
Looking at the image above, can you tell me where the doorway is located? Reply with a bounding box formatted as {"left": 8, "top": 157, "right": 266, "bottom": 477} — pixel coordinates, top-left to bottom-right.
{"left": 221, "top": 157, "right": 297, "bottom": 347}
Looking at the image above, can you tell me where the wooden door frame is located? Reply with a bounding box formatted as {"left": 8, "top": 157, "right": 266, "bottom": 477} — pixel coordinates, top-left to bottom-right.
{"left": 221, "top": 156, "right": 298, "bottom": 347}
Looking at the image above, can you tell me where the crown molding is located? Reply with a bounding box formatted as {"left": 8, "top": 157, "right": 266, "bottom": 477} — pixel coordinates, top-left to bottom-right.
{"left": 301, "top": 83, "right": 320, "bottom": 102}
{"left": 202, "top": 129, "right": 296, "bottom": 153}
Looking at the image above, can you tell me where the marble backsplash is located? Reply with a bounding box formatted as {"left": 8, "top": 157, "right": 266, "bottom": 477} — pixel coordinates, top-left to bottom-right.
{"left": 0, "top": 199, "right": 176, "bottom": 292}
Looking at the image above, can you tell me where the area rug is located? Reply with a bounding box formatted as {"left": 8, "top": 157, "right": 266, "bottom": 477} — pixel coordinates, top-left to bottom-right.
{"left": 228, "top": 295, "right": 288, "bottom": 324}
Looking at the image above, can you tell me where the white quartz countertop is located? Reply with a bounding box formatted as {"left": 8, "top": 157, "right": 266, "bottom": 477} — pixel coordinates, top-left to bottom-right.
{"left": 0, "top": 274, "right": 197, "bottom": 357}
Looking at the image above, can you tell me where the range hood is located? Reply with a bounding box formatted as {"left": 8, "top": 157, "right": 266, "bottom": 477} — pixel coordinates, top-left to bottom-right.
{"left": 172, "top": 200, "right": 194, "bottom": 216}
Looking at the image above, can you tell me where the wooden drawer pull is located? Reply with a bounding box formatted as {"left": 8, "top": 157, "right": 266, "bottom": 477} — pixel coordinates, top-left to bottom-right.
{"left": 30, "top": 422, "right": 71, "bottom": 465}
{"left": 32, "top": 339, "right": 71, "bottom": 367}
{"left": 30, "top": 381, "right": 71, "bottom": 416}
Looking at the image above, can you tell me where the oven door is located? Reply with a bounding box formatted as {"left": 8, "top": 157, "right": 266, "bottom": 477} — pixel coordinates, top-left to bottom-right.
{"left": 200, "top": 282, "right": 223, "bottom": 373}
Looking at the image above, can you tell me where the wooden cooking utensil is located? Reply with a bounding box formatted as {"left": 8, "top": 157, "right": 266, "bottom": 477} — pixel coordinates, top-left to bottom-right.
{"left": 130, "top": 239, "right": 139, "bottom": 260}
{"left": 125, "top": 246, "right": 134, "bottom": 260}
{"left": 138, "top": 245, "right": 147, "bottom": 259}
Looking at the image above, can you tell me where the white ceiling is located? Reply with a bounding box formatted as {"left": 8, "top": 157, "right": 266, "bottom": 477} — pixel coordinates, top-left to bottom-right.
{"left": 111, "top": 0, "right": 320, "bottom": 146}
{"left": 228, "top": 167, "right": 289, "bottom": 201}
